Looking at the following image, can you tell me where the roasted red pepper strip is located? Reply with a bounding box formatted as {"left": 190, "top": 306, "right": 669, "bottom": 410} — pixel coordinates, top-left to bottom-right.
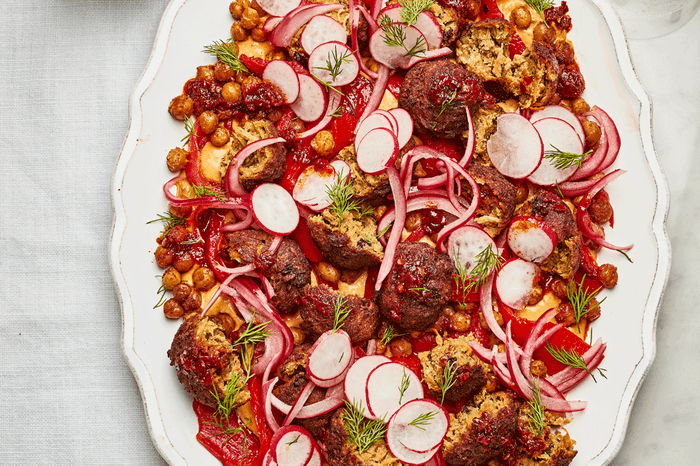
{"left": 500, "top": 305, "right": 592, "bottom": 374}
{"left": 510, "top": 34, "right": 526, "bottom": 58}
{"left": 185, "top": 120, "right": 211, "bottom": 187}
{"left": 193, "top": 400, "right": 260, "bottom": 466}
{"left": 289, "top": 220, "right": 325, "bottom": 263}
{"left": 481, "top": 0, "right": 504, "bottom": 19}
{"left": 193, "top": 209, "right": 228, "bottom": 282}
{"left": 469, "top": 306, "right": 491, "bottom": 347}
{"left": 391, "top": 354, "right": 423, "bottom": 379}
{"left": 248, "top": 375, "right": 271, "bottom": 463}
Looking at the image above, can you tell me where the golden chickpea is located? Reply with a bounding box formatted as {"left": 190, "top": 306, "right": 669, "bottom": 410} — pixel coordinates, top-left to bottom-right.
{"left": 510, "top": 6, "right": 532, "bottom": 29}
{"left": 530, "top": 359, "right": 548, "bottom": 378}
{"left": 582, "top": 120, "right": 602, "bottom": 150}
{"left": 599, "top": 263, "right": 618, "bottom": 289}
{"left": 173, "top": 252, "right": 195, "bottom": 273}
{"left": 168, "top": 94, "right": 194, "bottom": 121}
{"left": 251, "top": 26, "right": 268, "bottom": 42}
{"left": 214, "top": 61, "right": 235, "bottom": 83}
{"left": 230, "top": 2, "right": 244, "bottom": 18}
{"left": 162, "top": 267, "right": 182, "bottom": 291}
{"left": 267, "top": 108, "right": 283, "bottom": 123}
{"left": 310, "top": 130, "right": 335, "bottom": 157}
{"left": 291, "top": 327, "right": 306, "bottom": 345}
{"left": 193, "top": 267, "right": 216, "bottom": 291}
{"left": 405, "top": 212, "right": 422, "bottom": 232}
{"left": 555, "top": 302, "right": 576, "bottom": 326}
{"left": 154, "top": 246, "right": 174, "bottom": 268}
{"left": 550, "top": 279, "right": 569, "bottom": 299}
{"left": 389, "top": 338, "right": 413, "bottom": 358}
{"left": 172, "top": 283, "right": 193, "bottom": 302}
{"left": 559, "top": 99, "right": 572, "bottom": 110}
{"left": 239, "top": 0, "right": 250, "bottom": 9}
{"left": 317, "top": 262, "right": 340, "bottom": 283}
{"left": 533, "top": 22, "right": 556, "bottom": 43}
{"left": 222, "top": 82, "right": 242, "bottom": 104}
{"left": 571, "top": 97, "right": 590, "bottom": 115}
{"left": 235, "top": 70, "right": 249, "bottom": 84}
{"left": 231, "top": 22, "right": 248, "bottom": 41}
{"left": 515, "top": 183, "right": 529, "bottom": 204}
{"left": 240, "top": 8, "right": 260, "bottom": 30}
{"left": 527, "top": 286, "right": 543, "bottom": 306}
{"left": 450, "top": 311, "right": 470, "bottom": 332}
{"left": 167, "top": 147, "right": 188, "bottom": 172}
{"left": 242, "top": 75, "right": 262, "bottom": 92}
{"left": 250, "top": 0, "right": 266, "bottom": 15}
{"left": 198, "top": 111, "right": 219, "bottom": 135}
{"left": 196, "top": 65, "right": 215, "bottom": 80}
{"left": 288, "top": 118, "right": 305, "bottom": 134}
{"left": 373, "top": 205, "right": 387, "bottom": 221}
{"left": 163, "top": 299, "right": 185, "bottom": 319}
{"left": 210, "top": 126, "right": 230, "bottom": 147}
{"left": 183, "top": 290, "right": 202, "bottom": 311}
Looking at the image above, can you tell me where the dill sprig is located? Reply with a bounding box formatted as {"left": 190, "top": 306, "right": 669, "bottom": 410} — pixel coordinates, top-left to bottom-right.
{"left": 191, "top": 184, "right": 226, "bottom": 202}
{"left": 313, "top": 46, "right": 354, "bottom": 83}
{"left": 399, "top": 0, "right": 435, "bottom": 26}
{"left": 567, "top": 275, "right": 605, "bottom": 331}
{"left": 437, "top": 359, "right": 457, "bottom": 404}
{"left": 153, "top": 283, "right": 167, "bottom": 309}
{"left": 233, "top": 318, "right": 271, "bottom": 347}
{"left": 524, "top": 0, "right": 555, "bottom": 24}
{"left": 454, "top": 244, "right": 504, "bottom": 298}
{"left": 380, "top": 325, "right": 405, "bottom": 346}
{"left": 527, "top": 377, "right": 546, "bottom": 437}
{"left": 202, "top": 39, "right": 249, "bottom": 74}
{"left": 310, "top": 72, "right": 345, "bottom": 95}
{"left": 408, "top": 411, "right": 437, "bottom": 430}
{"left": 341, "top": 400, "right": 387, "bottom": 453}
{"left": 147, "top": 211, "right": 186, "bottom": 236}
{"left": 181, "top": 115, "right": 195, "bottom": 145}
{"left": 378, "top": 14, "right": 427, "bottom": 58}
{"left": 544, "top": 145, "right": 592, "bottom": 170}
{"left": 397, "top": 368, "right": 411, "bottom": 405}
{"left": 325, "top": 170, "right": 372, "bottom": 222}
{"left": 545, "top": 343, "right": 607, "bottom": 382}
{"left": 436, "top": 89, "right": 458, "bottom": 119}
{"left": 333, "top": 293, "right": 352, "bottom": 332}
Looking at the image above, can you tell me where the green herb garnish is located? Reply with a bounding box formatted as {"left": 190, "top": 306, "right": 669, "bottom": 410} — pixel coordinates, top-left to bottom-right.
{"left": 181, "top": 115, "right": 195, "bottom": 146}
{"left": 341, "top": 400, "right": 387, "bottom": 453}
{"left": 567, "top": 275, "right": 605, "bottom": 331}
{"left": 454, "top": 244, "right": 504, "bottom": 299}
{"left": 202, "top": 39, "right": 249, "bottom": 74}
{"left": 313, "top": 46, "right": 354, "bottom": 83}
{"left": 191, "top": 183, "right": 226, "bottom": 202}
{"left": 545, "top": 343, "right": 607, "bottom": 382}
{"left": 543, "top": 145, "right": 592, "bottom": 170}
{"left": 233, "top": 318, "right": 271, "bottom": 348}
{"left": 398, "top": 368, "right": 411, "bottom": 405}
{"left": 399, "top": 0, "right": 435, "bottom": 26}
{"left": 333, "top": 293, "right": 352, "bottom": 332}
{"left": 437, "top": 359, "right": 457, "bottom": 404}
{"left": 380, "top": 325, "right": 405, "bottom": 346}
{"left": 325, "top": 169, "right": 371, "bottom": 222}
{"left": 407, "top": 411, "right": 437, "bottom": 430}
{"left": 524, "top": 0, "right": 555, "bottom": 24}
{"left": 527, "top": 377, "right": 546, "bottom": 437}
{"left": 378, "top": 14, "right": 427, "bottom": 58}
{"left": 153, "top": 283, "right": 167, "bottom": 309}
{"left": 147, "top": 211, "right": 186, "bottom": 236}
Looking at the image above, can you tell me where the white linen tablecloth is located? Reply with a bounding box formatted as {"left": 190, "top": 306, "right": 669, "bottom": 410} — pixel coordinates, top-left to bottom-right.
{"left": 0, "top": 1, "right": 697, "bottom": 464}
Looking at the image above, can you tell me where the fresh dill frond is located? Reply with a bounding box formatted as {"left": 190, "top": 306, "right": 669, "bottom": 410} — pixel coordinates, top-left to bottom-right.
{"left": 181, "top": 115, "right": 195, "bottom": 145}
{"left": 377, "top": 223, "right": 392, "bottom": 239}
{"left": 554, "top": 182, "right": 564, "bottom": 198}
{"left": 407, "top": 411, "right": 437, "bottom": 430}
{"left": 454, "top": 245, "right": 504, "bottom": 299}
{"left": 202, "top": 39, "right": 249, "bottom": 74}
{"left": 210, "top": 372, "right": 248, "bottom": 430}
{"left": 409, "top": 287, "right": 431, "bottom": 296}
{"left": 527, "top": 378, "right": 546, "bottom": 436}
{"left": 286, "top": 434, "right": 301, "bottom": 446}
{"left": 380, "top": 325, "right": 405, "bottom": 346}
{"left": 181, "top": 238, "right": 203, "bottom": 245}
{"left": 399, "top": 0, "right": 435, "bottom": 26}
{"left": 191, "top": 184, "right": 226, "bottom": 202}
{"left": 524, "top": 0, "right": 555, "bottom": 24}
{"left": 544, "top": 145, "right": 591, "bottom": 170}
{"left": 153, "top": 283, "right": 167, "bottom": 309}
{"left": 545, "top": 343, "right": 607, "bottom": 382}
{"left": 379, "top": 14, "right": 427, "bottom": 58}
{"left": 397, "top": 368, "right": 411, "bottom": 405}
{"left": 330, "top": 105, "right": 345, "bottom": 118}
{"left": 233, "top": 318, "right": 271, "bottom": 348}
{"left": 619, "top": 249, "right": 634, "bottom": 263}
{"left": 147, "top": 211, "right": 186, "bottom": 236}
{"left": 326, "top": 169, "right": 360, "bottom": 222}
{"left": 310, "top": 72, "right": 345, "bottom": 95}
{"left": 567, "top": 275, "right": 605, "bottom": 331}
{"left": 437, "top": 359, "right": 457, "bottom": 404}
{"left": 342, "top": 400, "right": 387, "bottom": 453}
{"left": 313, "top": 46, "right": 354, "bottom": 82}
{"left": 333, "top": 293, "right": 352, "bottom": 332}
{"left": 436, "top": 89, "right": 458, "bottom": 119}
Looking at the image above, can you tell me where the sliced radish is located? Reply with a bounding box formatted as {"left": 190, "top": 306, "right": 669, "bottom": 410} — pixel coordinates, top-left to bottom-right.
{"left": 269, "top": 426, "right": 314, "bottom": 466}
{"left": 306, "top": 329, "right": 354, "bottom": 386}
{"left": 343, "top": 355, "right": 391, "bottom": 412}
{"left": 527, "top": 117, "right": 583, "bottom": 186}
{"left": 388, "top": 107, "right": 414, "bottom": 149}
{"left": 380, "top": 5, "right": 443, "bottom": 49}
{"left": 388, "top": 399, "right": 449, "bottom": 455}
{"left": 369, "top": 24, "right": 427, "bottom": 69}
{"left": 494, "top": 259, "right": 539, "bottom": 310}
{"left": 366, "top": 362, "right": 424, "bottom": 420}
{"left": 308, "top": 41, "right": 360, "bottom": 87}
{"left": 587, "top": 106, "right": 620, "bottom": 172}
{"left": 506, "top": 216, "right": 558, "bottom": 263}
{"left": 262, "top": 60, "right": 300, "bottom": 104}
{"left": 530, "top": 105, "right": 585, "bottom": 145}
{"left": 386, "top": 436, "right": 439, "bottom": 466}
{"left": 355, "top": 111, "right": 395, "bottom": 148}
{"left": 356, "top": 127, "right": 399, "bottom": 175}
{"left": 289, "top": 74, "right": 327, "bottom": 122}
{"left": 373, "top": 109, "right": 399, "bottom": 134}
{"left": 293, "top": 160, "right": 350, "bottom": 211}
{"left": 486, "top": 113, "right": 543, "bottom": 179}
{"left": 301, "top": 15, "right": 348, "bottom": 55}
{"left": 270, "top": 3, "right": 344, "bottom": 48}
{"left": 255, "top": 0, "right": 302, "bottom": 17}
{"left": 263, "top": 16, "right": 283, "bottom": 33}
{"left": 306, "top": 447, "right": 322, "bottom": 466}
{"left": 447, "top": 225, "right": 498, "bottom": 275}
{"left": 251, "top": 183, "right": 300, "bottom": 235}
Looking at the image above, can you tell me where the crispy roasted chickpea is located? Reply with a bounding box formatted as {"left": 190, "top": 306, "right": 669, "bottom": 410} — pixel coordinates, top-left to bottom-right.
{"left": 310, "top": 130, "right": 334, "bottom": 157}
{"left": 530, "top": 359, "right": 548, "bottom": 378}
{"left": 214, "top": 61, "right": 235, "bottom": 83}
{"left": 288, "top": 118, "right": 305, "bottom": 134}
{"left": 373, "top": 205, "right": 387, "bottom": 221}
{"left": 198, "top": 111, "right": 219, "bottom": 135}
{"left": 242, "top": 75, "right": 262, "bottom": 93}
{"left": 162, "top": 267, "right": 182, "bottom": 291}
{"left": 375, "top": 340, "right": 387, "bottom": 354}
{"left": 533, "top": 22, "right": 556, "bottom": 43}
{"left": 571, "top": 97, "right": 590, "bottom": 115}
{"left": 291, "top": 327, "right": 306, "bottom": 345}
{"left": 317, "top": 262, "right": 340, "bottom": 283}
{"left": 230, "top": 2, "right": 244, "bottom": 18}
{"left": 231, "top": 21, "right": 248, "bottom": 41}
{"left": 210, "top": 126, "right": 230, "bottom": 147}
{"left": 405, "top": 212, "right": 422, "bottom": 232}
{"left": 172, "top": 283, "right": 193, "bottom": 302}
{"left": 515, "top": 183, "right": 529, "bottom": 204}
{"left": 183, "top": 291, "right": 202, "bottom": 311}
{"left": 450, "top": 311, "right": 470, "bottom": 332}
{"left": 550, "top": 278, "right": 569, "bottom": 299}
{"left": 167, "top": 147, "right": 188, "bottom": 172}
{"left": 389, "top": 337, "right": 413, "bottom": 358}
{"left": 588, "top": 194, "right": 613, "bottom": 224}
{"left": 585, "top": 298, "right": 601, "bottom": 322}
{"left": 196, "top": 65, "right": 215, "bottom": 80}
{"left": 173, "top": 252, "right": 195, "bottom": 273}
{"left": 527, "top": 286, "right": 544, "bottom": 306}
{"left": 222, "top": 82, "right": 242, "bottom": 104}
{"left": 240, "top": 8, "right": 260, "bottom": 30}
{"left": 168, "top": 95, "right": 194, "bottom": 121}
{"left": 510, "top": 6, "right": 532, "bottom": 29}
{"left": 555, "top": 302, "right": 577, "bottom": 326}
{"left": 598, "top": 263, "right": 618, "bottom": 288}
{"left": 559, "top": 98, "right": 572, "bottom": 111}
{"left": 251, "top": 26, "right": 268, "bottom": 42}
{"left": 193, "top": 266, "right": 216, "bottom": 291}
{"left": 163, "top": 299, "right": 185, "bottom": 319}
{"left": 154, "top": 246, "right": 174, "bottom": 268}
{"left": 235, "top": 70, "right": 250, "bottom": 84}
{"left": 582, "top": 120, "right": 602, "bottom": 150}
{"left": 250, "top": 0, "right": 266, "bottom": 15}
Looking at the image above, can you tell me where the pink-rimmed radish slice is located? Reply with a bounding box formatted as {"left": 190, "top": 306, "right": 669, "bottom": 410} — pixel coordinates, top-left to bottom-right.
{"left": 251, "top": 183, "right": 300, "bottom": 235}
{"left": 587, "top": 106, "right": 620, "bottom": 173}
{"left": 486, "top": 113, "right": 543, "bottom": 179}
{"left": 293, "top": 160, "right": 350, "bottom": 211}
{"left": 356, "top": 127, "right": 399, "bottom": 175}
{"left": 369, "top": 24, "right": 427, "bottom": 69}
{"left": 388, "top": 399, "right": 449, "bottom": 454}
{"left": 355, "top": 111, "right": 395, "bottom": 146}
{"left": 306, "top": 447, "right": 322, "bottom": 466}
{"left": 306, "top": 329, "right": 354, "bottom": 386}
{"left": 343, "top": 355, "right": 391, "bottom": 412}
{"left": 308, "top": 41, "right": 359, "bottom": 87}
{"left": 386, "top": 435, "right": 440, "bottom": 465}
{"left": 366, "top": 362, "right": 424, "bottom": 420}
{"left": 527, "top": 117, "right": 583, "bottom": 186}
{"left": 388, "top": 107, "right": 414, "bottom": 149}
{"left": 494, "top": 259, "right": 540, "bottom": 310}
{"left": 262, "top": 60, "right": 300, "bottom": 104}
{"left": 263, "top": 16, "right": 283, "bottom": 33}
{"left": 256, "top": 0, "right": 301, "bottom": 17}
{"left": 447, "top": 225, "right": 498, "bottom": 275}
{"left": 270, "top": 3, "right": 344, "bottom": 47}
{"left": 301, "top": 15, "right": 348, "bottom": 55}
{"left": 530, "top": 105, "right": 585, "bottom": 145}
{"left": 372, "top": 109, "right": 399, "bottom": 133}
{"left": 380, "top": 4, "right": 443, "bottom": 49}
{"left": 289, "top": 74, "right": 327, "bottom": 122}
{"left": 506, "top": 216, "right": 558, "bottom": 263}
{"left": 269, "top": 425, "right": 314, "bottom": 466}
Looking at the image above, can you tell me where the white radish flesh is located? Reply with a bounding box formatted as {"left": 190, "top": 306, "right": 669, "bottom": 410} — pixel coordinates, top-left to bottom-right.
{"left": 356, "top": 127, "right": 399, "bottom": 175}
{"left": 289, "top": 73, "right": 327, "bottom": 122}
{"left": 380, "top": 5, "right": 443, "bottom": 49}
{"left": 486, "top": 113, "right": 543, "bottom": 179}
{"left": 386, "top": 436, "right": 440, "bottom": 466}
{"left": 447, "top": 225, "right": 498, "bottom": 276}
{"left": 530, "top": 105, "right": 585, "bottom": 145}
{"left": 292, "top": 162, "right": 342, "bottom": 211}
{"left": 308, "top": 41, "right": 359, "bottom": 87}
{"left": 262, "top": 60, "right": 300, "bottom": 104}
{"left": 251, "top": 183, "right": 300, "bottom": 235}
{"left": 355, "top": 111, "right": 395, "bottom": 149}
{"left": 494, "top": 259, "right": 540, "bottom": 310}
{"left": 256, "top": 0, "right": 301, "bottom": 17}
{"left": 270, "top": 426, "right": 314, "bottom": 466}
{"left": 507, "top": 216, "right": 558, "bottom": 263}
{"left": 306, "top": 330, "right": 353, "bottom": 384}
{"left": 388, "top": 107, "right": 414, "bottom": 149}
{"left": 343, "top": 355, "right": 391, "bottom": 413}
{"left": 366, "top": 362, "right": 423, "bottom": 420}
{"left": 301, "top": 15, "right": 348, "bottom": 55}
{"left": 388, "top": 399, "right": 449, "bottom": 454}
{"left": 527, "top": 117, "right": 583, "bottom": 186}
{"left": 369, "top": 24, "right": 427, "bottom": 69}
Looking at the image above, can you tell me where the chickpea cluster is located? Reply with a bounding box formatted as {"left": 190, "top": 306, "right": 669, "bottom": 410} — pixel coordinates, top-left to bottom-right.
{"left": 160, "top": 265, "right": 217, "bottom": 319}
{"left": 229, "top": 0, "right": 269, "bottom": 43}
